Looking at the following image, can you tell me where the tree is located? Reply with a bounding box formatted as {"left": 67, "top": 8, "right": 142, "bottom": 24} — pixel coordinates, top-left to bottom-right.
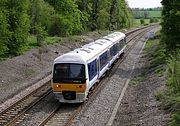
{"left": 140, "top": 19, "right": 145, "bottom": 24}
{"left": 75, "top": 0, "right": 92, "bottom": 31}
{"left": 29, "top": 0, "right": 55, "bottom": 35}
{"left": 6, "top": 0, "right": 30, "bottom": 55}
{"left": 46, "top": 0, "right": 83, "bottom": 36}
{"left": 161, "top": 0, "right": 180, "bottom": 51}
{"left": 0, "top": 0, "right": 11, "bottom": 57}
{"left": 96, "top": 0, "right": 111, "bottom": 30}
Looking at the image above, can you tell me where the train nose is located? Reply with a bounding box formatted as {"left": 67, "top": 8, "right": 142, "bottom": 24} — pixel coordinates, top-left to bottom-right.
{"left": 62, "top": 91, "right": 76, "bottom": 100}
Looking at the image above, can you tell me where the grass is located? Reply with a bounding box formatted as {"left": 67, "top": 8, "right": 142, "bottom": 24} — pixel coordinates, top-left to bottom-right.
{"left": 132, "top": 19, "right": 150, "bottom": 27}
{"left": 138, "top": 10, "right": 161, "bottom": 18}
{"left": 45, "top": 36, "right": 63, "bottom": 45}
{"left": 27, "top": 35, "right": 63, "bottom": 48}
{"left": 155, "top": 54, "right": 180, "bottom": 126}
{"left": 129, "top": 31, "right": 163, "bottom": 86}
{"left": 24, "top": 68, "right": 35, "bottom": 77}
{"left": 27, "top": 35, "right": 38, "bottom": 48}
{"left": 148, "top": 11, "right": 161, "bottom": 18}
{"left": 129, "top": 73, "right": 146, "bottom": 86}
{"left": 145, "top": 31, "right": 166, "bottom": 77}
{"left": 147, "top": 32, "right": 180, "bottom": 126}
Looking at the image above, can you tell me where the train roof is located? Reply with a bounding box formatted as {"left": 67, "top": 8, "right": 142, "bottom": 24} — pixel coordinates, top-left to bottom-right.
{"left": 54, "top": 32, "right": 125, "bottom": 64}
{"left": 54, "top": 39, "right": 112, "bottom": 64}
{"left": 103, "top": 32, "right": 125, "bottom": 42}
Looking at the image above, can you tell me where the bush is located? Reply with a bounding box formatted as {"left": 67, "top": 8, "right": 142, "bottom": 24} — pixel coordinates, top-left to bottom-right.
{"left": 167, "top": 54, "right": 180, "bottom": 93}
{"left": 140, "top": 19, "right": 145, "bottom": 24}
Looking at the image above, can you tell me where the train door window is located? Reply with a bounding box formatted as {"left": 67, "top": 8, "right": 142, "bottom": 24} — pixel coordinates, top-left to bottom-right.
{"left": 115, "top": 43, "right": 119, "bottom": 53}
{"left": 88, "top": 59, "right": 97, "bottom": 81}
{"left": 113, "top": 43, "right": 118, "bottom": 55}
{"left": 113, "top": 45, "right": 116, "bottom": 56}
{"left": 119, "top": 39, "right": 124, "bottom": 49}
{"left": 100, "top": 51, "right": 108, "bottom": 70}
{"left": 91, "top": 64, "right": 94, "bottom": 76}
{"left": 96, "top": 60, "right": 99, "bottom": 73}
{"left": 119, "top": 40, "right": 121, "bottom": 49}
{"left": 94, "top": 60, "right": 97, "bottom": 75}
{"left": 110, "top": 46, "right": 114, "bottom": 58}
{"left": 117, "top": 42, "right": 120, "bottom": 51}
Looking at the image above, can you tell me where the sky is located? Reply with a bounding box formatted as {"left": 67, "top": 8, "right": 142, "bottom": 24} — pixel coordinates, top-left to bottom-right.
{"left": 126, "top": 0, "right": 162, "bottom": 8}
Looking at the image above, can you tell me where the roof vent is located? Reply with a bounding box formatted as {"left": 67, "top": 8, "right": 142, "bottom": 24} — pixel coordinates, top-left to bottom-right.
{"left": 88, "top": 47, "right": 94, "bottom": 50}
{"left": 80, "top": 48, "right": 91, "bottom": 53}
{"left": 94, "top": 42, "right": 103, "bottom": 45}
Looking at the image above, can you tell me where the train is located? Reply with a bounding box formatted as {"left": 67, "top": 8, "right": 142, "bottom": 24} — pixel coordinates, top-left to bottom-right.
{"left": 51, "top": 32, "right": 126, "bottom": 103}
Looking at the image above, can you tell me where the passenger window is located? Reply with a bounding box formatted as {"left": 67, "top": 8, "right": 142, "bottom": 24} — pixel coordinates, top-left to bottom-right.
{"left": 91, "top": 64, "right": 94, "bottom": 76}
{"left": 88, "top": 59, "right": 97, "bottom": 81}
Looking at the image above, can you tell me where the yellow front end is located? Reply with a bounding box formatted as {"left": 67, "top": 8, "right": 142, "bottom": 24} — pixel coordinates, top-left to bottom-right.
{"left": 52, "top": 83, "right": 87, "bottom": 103}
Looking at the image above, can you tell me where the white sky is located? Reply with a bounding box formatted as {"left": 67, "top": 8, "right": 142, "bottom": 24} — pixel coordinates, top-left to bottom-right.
{"left": 126, "top": 0, "right": 162, "bottom": 8}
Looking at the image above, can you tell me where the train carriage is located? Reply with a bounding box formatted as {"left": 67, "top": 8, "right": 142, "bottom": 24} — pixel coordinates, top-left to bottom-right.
{"left": 51, "top": 32, "right": 126, "bottom": 103}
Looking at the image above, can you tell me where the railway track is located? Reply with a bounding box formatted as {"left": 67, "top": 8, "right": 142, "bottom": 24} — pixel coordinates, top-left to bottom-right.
{"left": 37, "top": 25, "right": 157, "bottom": 126}
{"left": 0, "top": 24, "right": 158, "bottom": 126}
{"left": 0, "top": 82, "right": 51, "bottom": 126}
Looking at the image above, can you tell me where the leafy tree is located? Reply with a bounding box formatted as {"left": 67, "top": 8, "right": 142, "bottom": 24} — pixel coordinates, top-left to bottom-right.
{"left": 0, "top": 0, "right": 11, "bottom": 57}
{"left": 46, "top": 0, "right": 83, "bottom": 36}
{"left": 6, "top": 0, "right": 30, "bottom": 55}
{"left": 161, "top": 0, "right": 180, "bottom": 51}
{"left": 140, "top": 19, "right": 145, "bottom": 24}
{"left": 75, "top": 0, "right": 92, "bottom": 31}
{"left": 97, "top": 0, "right": 111, "bottom": 30}
{"left": 111, "top": 0, "right": 132, "bottom": 30}
{"left": 29, "top": 0, "right": 54, "bottom": 35}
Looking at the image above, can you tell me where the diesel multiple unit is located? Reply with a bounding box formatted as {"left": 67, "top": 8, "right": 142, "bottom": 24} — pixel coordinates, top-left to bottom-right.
{"left": 51, "top": 32, "right": 126, "bottom": 103}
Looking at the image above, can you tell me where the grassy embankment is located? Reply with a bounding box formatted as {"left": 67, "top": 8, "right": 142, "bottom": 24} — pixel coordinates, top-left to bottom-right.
{"left": 25, "top": 30, "right": 109, "bottom": 51}
{"left": 130, "top": 31, "right": 180, "bottom": 125}
{"left": 140, "top": 10, "right": 161, "bottom": 18}
{"left": 132, "top": 10, "right": 161, "bottom": 27}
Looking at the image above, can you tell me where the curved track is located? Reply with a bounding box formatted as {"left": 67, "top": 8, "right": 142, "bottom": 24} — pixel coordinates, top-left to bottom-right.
{"left": 0, "top": 24, "right": 158, "bottom": 126}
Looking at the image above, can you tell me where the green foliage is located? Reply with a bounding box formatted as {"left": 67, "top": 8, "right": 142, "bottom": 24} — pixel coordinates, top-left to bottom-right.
{"left": 167, "top": 54, "right": 180, "bottom": 93}
{"left": 132, "top": 19, "right": 149, "bottom": 27}
{"left": 6, "top": 0, "right": 30, "bottom": 55}
{"left": 149, "top": 18, "right": 159, "bottom": 23}
{"left": 147, "top": 32, "right": 166, "bottom": 69}
{"left": 140, "top": 19, "right": 145, "bottom": 24}
{"left": 29, "top": 0, "right": 55, "bottom": 34}
{"left": 155, "top": 90, "right": 180, "bottom": 113}
{"left": 132, "top": 10, "right": 161, "bottom": 19}
{"left": 24, "top": 68, "right": 34, "bottom": 77}
{"left": 161, "top": 0, "right": 180, "bottom": 51}
{"left": 36, "top": 25, "right": 47, "bottom": 46}
{"left": 97, "top": 8, "right": 110, "bottom": 30}
{"left": 45, "top": 36, "right": 62, "bottom": 45}
{"left": 129, "top": 74, "right": 145, "bottom": 86}
{"left": 148, "top": 11, "right": 161, "bottom": 18}
{"left": 144, "top": 32, "right": 165, "bottom": 77}
{"left": 170, "top": 113, "right": 180, "bottom": 126}
{"left": 46, "top": 0, "right": 83, "bottom": 36}
{"left": 75, "top": 0, "right": 92, "bottom": 31}
{"left": 27, "top": 35, "right": 38, "bottom": 48}
{"left": 0, "top": 0, "right": 133, "bottom": 58}
{"left": 0, "top": 1, "right": 11, "bottom": 58}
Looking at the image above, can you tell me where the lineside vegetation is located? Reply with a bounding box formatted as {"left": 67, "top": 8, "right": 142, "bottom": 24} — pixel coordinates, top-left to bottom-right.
{"left": 0, "top": 0, "right": 133, "bottom": 59}
{"left": 156, "top": 0, "right": 180, "bottom": 125}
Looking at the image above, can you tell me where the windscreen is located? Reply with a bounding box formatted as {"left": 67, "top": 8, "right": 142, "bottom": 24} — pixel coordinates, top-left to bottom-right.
{"left": 53, "top": 63, "right": 86, "bottom": 84}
